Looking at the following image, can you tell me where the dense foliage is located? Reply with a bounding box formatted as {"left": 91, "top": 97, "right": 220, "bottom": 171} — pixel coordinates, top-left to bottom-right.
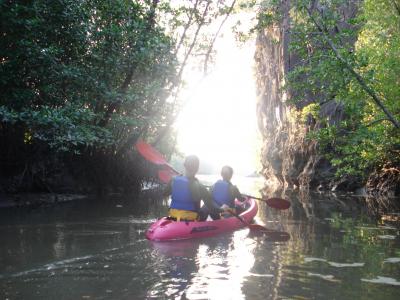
{"left": 1, "top": 0, "right": 178, "bottom": 151}
{"left": 0, "top": 0, "right": 238, "bottom": 193}
{"left": 257, "top": 0, "right": 400, "bottom": 181}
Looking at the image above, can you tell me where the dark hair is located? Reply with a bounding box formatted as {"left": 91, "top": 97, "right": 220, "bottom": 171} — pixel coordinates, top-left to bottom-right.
{"left": 184, "top": 155, "right": 199, "bottom": 174}
{"left": 221, "top": 165, "right": 233, "bottom": 180}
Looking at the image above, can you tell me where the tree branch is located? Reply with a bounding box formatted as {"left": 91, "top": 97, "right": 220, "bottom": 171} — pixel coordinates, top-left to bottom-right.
{"left": 391, "top": 0, "right": 400, "bottom": 16}
{"left": 304, "top": 6, "right": 400, "bottom": 129}
{"left": 366, "top": 118, "right": 391, "bottom": 127}
{"left": 176, "top": 0, "right": 211, "bottom": 82}
{"left": 203, "top": 0, "right": 237, "bottom": 74}
{"left": 150, "top": 1, "right": 212, "bottom": 146}
{"left": 174, "top": 0, "right": 201, "bottom": 56}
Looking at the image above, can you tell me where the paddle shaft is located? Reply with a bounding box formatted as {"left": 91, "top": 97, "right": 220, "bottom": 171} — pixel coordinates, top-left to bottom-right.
{"left": 164, "top": 163, "right": 180, "bottom": 176}
{"left": 240, "top": 193, "right": 264, "bottom": 201}
{"left": 227, "top": 210, "right": 275, "bottom": 232}
{"left": 228, "top": 210, "right": 252, "bottom": 227}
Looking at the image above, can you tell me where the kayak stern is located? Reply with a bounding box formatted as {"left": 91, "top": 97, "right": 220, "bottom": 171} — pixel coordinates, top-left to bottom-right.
{"left": 146, "top": 197, "right": 258, "bottom": 241}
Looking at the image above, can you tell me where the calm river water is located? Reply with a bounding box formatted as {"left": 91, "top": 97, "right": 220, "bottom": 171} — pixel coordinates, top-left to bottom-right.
{"left": 1, "top": 176, "right": 399, "bottom": 299}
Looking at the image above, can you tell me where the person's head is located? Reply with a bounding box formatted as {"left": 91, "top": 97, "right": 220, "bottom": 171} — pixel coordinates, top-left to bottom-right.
{"left": 221, "top": 165, "right": 233, "bottom": 181}
{"left": 184, "top": 155, "right": 200, "bottom": 178}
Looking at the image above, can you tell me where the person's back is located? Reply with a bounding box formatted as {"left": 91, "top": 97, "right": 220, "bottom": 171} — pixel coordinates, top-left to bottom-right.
{"left": 212, "top": 179, "right": 233, "bottom": 208}
{"left": 164, "top": 155, "right": 217, "bottom": 221}
{"left": 169, "top": 175, "right": 199, "bottom": 221}
{"left": 211, "top": 166, "right": 244, "bottom": 217}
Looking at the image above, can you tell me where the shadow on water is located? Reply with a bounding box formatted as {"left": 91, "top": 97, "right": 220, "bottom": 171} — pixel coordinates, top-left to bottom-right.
{"left": 0, "top": 177, "right": 399, "bottom": 299}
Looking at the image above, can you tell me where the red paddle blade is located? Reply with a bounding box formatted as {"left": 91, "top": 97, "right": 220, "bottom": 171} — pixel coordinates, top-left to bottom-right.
{"left": 158, "top": 169, "right": 175, "bottom": 183}
{"left": 265, "top": 197, "right": 291, "bottom": 210}
{"left": 135, "top": 140, "right": 167, "bottom": 165}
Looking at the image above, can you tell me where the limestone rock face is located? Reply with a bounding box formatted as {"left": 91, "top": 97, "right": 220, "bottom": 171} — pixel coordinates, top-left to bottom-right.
{"left": 254, "top": 1, "right": 358, "bottom": 191}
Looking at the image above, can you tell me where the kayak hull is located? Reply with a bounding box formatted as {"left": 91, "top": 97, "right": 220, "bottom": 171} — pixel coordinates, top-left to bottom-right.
{"left": 146, "top": 198, "right": 258, "bottom": 241}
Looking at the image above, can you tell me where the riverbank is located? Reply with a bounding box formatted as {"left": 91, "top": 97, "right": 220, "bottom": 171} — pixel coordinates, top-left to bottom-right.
{"left": 0, "top": 193, "right": 87, "bottom": 209}
{"left": 0, "top": 180, "right": 163, "bottom": 209}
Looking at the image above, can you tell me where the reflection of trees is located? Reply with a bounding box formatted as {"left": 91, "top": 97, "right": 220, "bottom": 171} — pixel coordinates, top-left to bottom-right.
{"left": 249, "top": 186, "right": 314, "bottom": 300}
{"left": 254, "top": 182, "right": 400, "bottom": 298}
{"left": 365, "top": 194, "right": 400, "bottom": 221}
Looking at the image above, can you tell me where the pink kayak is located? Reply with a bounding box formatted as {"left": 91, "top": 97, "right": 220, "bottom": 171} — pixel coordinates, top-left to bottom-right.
{"left": 146, "top": 197, "right": 258, "bottom": 241}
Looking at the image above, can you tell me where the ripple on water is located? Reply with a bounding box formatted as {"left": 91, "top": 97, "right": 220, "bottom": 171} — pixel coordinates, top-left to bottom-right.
{"left": 307, "top": 272, "right": 340, "bottom": 283}
{"left": 304, "top": 257, "right": 365, "bottom": 267}
{"left": 304, "top": 257, "right": 327, "bottom": 263}
{"left": 246, "top": 272, "right": 274, "bottom": 278}
{"left": 327, "top": 262, "right": 365, "bottom": 268}
{"left": 377, "top": 235, "right": 397, "bottom": 240}
{"left": 383, "top": 257, "right": 400, "bottom": 263}
{"left": 361, "top": 276, "right": 400, "bottom": 286}
{"left": 67, "top": 230, "right": 122, "bottom": 236}
{"left": 356, "top": 226, "right": 398, "bottom": 231}
{"left": 104, "top": 217, "right": 155, "bottom": 224}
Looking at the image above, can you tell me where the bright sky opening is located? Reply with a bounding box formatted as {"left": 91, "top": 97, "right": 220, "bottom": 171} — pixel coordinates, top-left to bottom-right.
{"left": 175, "top": 25, "right": 260, "bottom": 175}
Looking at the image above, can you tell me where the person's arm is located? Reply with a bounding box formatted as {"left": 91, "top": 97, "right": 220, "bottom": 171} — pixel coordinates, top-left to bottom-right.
{"left": 188, "top": 178, "right": 203, "bottom": 208}
{"left": 196, "top": 181, "right": 224, "bottom": 212}
{"left": 199, "top": 184, "right": 214, "bottom": 207}
{"left": 231, "top": 185, "right": 245, "bottom": 202}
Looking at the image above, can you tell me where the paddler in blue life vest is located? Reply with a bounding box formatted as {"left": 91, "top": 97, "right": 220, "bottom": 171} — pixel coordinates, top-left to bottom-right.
{"left": 211, "top": 165, "right": 245, "bottom": 218}
{"left": 164, "top": 155, "right": 225, "bottom": 221}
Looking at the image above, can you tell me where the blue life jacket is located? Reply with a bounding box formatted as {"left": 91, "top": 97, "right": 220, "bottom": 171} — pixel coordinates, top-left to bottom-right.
{"left": 170, "top": 176, "right": 196, "bottom": 211}
{"left": 212, "top": 180, "right": 233, "bottom": 207}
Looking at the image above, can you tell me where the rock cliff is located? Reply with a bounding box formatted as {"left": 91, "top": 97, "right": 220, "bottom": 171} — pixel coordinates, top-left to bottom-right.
{"left": 254, "top": 1, "right": 360, "bottom": 191}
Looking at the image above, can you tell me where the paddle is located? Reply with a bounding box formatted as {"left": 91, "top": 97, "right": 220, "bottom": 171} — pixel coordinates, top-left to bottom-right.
{"left": 136, "top": 140, "right": 291, "bottom": 210}
{"left": 241, "top": 194, "right": 291, "bottom": 210}
{"left": 158, "top": 169, "right": 178, "bottom": 183}
{"left": 135, "top": 140, "right": 180, "bottom": 174}
{"left": 228, "top": 210, "right": 290, "bottom": 241}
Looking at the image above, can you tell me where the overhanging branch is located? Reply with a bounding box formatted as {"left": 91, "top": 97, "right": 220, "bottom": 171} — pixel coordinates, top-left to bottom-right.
{"left": 304, "top": 6, "right": 400, "bottom": 129}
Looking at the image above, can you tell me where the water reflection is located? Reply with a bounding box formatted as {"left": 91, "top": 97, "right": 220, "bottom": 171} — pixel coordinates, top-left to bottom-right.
{"left": 0, "top": 178, "right": 399, "bottom": 299}
{"left": 188, "top": 231, "right": 256, "bottom": 299}
{"left": 147, "top": 240, "right": 199, "bottom": 298}
{"left": 257, "top": 187, "right": 400, "bottom": 299}
{"left": 148, "top": 226, "right": 295, "bottom": 300}
{"left": 148, "top": 231, "right": 258, "bottom": 299}
{"left": 53, "top": 223, "right": 66, "bottom": 259}
{"left": 151, "top": 240, "right": 201, "bottom": 258}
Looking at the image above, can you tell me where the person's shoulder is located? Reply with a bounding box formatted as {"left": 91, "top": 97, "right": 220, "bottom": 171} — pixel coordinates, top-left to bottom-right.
{"left": 194, "top": 177, "right": 207, "bottom": 186}
{"left": 191, "top": 177, "right": 208, "bottom": 188}
{"left": 188, "top": 176, "right": 200, "bottom": 186}
{"left": 227, "top": 181, "right": 235, "bottom": 188}
{"left": 230, "top": 183, "right": 241, "bottom": 193}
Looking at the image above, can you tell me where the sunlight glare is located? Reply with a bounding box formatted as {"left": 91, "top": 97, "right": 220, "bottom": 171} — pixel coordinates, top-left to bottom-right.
{"left": 185, "top": 232, "right": 256, "bottom": 299}
{"left": 176, "top": 30, "right": 259, "bottom": 175}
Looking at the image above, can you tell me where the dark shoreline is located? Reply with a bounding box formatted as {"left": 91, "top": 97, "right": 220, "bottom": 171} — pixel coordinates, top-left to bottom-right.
{"left": 0, "top": 193, "right": 87, "bottom": 209}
